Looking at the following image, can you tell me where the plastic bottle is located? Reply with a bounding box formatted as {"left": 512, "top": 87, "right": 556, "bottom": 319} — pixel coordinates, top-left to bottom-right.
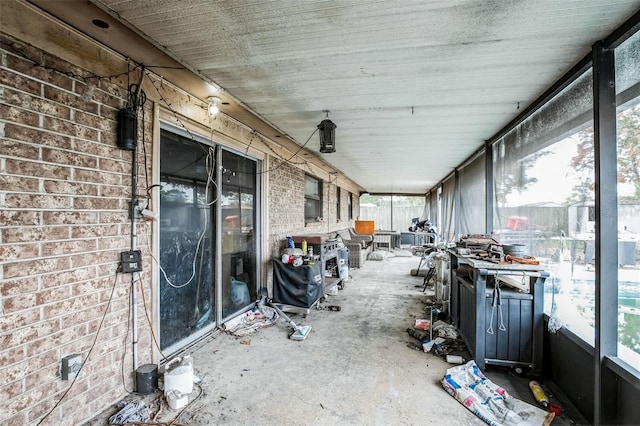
{"left": 529, "top": 380, "right": 549, "bottom": 408}
{"left": 301, "top": 239, "right": 307, "bottom": 254}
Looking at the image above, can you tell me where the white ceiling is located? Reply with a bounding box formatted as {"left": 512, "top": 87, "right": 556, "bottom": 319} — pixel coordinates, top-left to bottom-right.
{"left": 33, "top": 0, "right": 640, "bottom": 193}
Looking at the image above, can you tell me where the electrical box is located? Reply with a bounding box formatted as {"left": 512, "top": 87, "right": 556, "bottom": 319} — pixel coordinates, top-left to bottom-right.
{"left": 61, "top": 354, "right": 82, "bottom": 380}
{"left": 120, "top": 250, "right": 142, "bottom": 273}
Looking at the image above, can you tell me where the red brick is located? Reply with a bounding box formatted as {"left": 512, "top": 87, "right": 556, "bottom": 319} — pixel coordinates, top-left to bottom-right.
{"left": 5, "top": 158, "right": 71, "bottom": 180}
{"left": 26, "top": 322, "right": 85, "bottom": 358}
{"left": 0, "top": 104, "right": 39, "bottom": 127}
{"left": 5, "top": 193, "right": 72, "bottom": 209}
{"left": 23, "top": 367, "right": 59, "bottom": 393}
{"left": 43, "top": 180, "right": 98, "bottom": 196}
{"left": 2, "top": 88, "right": 71, "bottom": 119}
{"left": 42, "top": 293, "right": 100, "bottom": 319}
{"left": 41, "top": 239, "right": 97, "bottom": 257}
{"left": 2, "top": 292, "right": 36, "bottom": 313}
{"left": 0, "top": 69, "right": 41, "bottom": 96}
{"left": 74, "top": 110, "right": 115, "bottom": 133}
{"left": 0, "top": 347, "right": 26, "bottom": 371}
{"left": 2, "top": 370, "right": 58, "bottom": 419}
{"left": 91, "top": 86, "right": 125, "bottom": 109}
{"left": 75, "top": 168, "right": 121, "bottom": 185}
{"left": 101, "top": 129, "right": 118, "bottom": 148}
{"left": 98, "top": 157, "right": 129, "bottom": 174}
{"left": 42, "top": 85, "right": 98, "bottom": 115}
{"left": 0, "top": 378, "right": 25, "bottom": 406}
{"left": 70, "top": 224, "right": 118, "bottom": 239}
{"left": 0, "top": 173, "right": 39, "bottom": 192}
{"left": 60, "top": 304, "right": 102, "bottom": 329}
{"left": 0, "top": 243, "right": 40, "bottom": 262}
{"left": 74, "top": 138, "right": 121, "bottom": 159}
{"left": 6, "top": 54, "right": 74, "bottom": 91}
{"left": 4, "top": 123, "right": 72, "bottom": 149}
{"left": 41, "top": 266, "right": 96, "bottom": 289}
{"left": 73, "top": 197, "right": 122, "bottom": 210}
{"left": 42, "top": 147, "right": 97, "bottom": 169}
{"left": 2, "top": 226, "right": 69, "bottom": 243}
{"left": 0, "top": 210, "right": 40, "bottom": 226}
{"left": 2, "top": 412, "right": 27, "bottom": 426}
{"left": 58, "top": 334, "right": 94, "bottom": 356}
{"left": 35, "top": 285, "right": 71, "bottom": 306}
{"left": 42, "top": 211, "right": 98, "bottom": 225}
{"left": 72, "top": 277, "right": 114, "bottom": 300}
{"left": 0, "top": 276, "right": 40, "bottom": 297}
{"left": 42, "top": 116, "right": 99, "bottom": 141}
{"left": 2, "top": 257, "right": 71, "bottom": 279}
{"left": 99, "top": 184, "right": 129, "bottom": 198}
{"left": 0, "top": 308, "right": 40, "bottom": 334}
{"left": 42, "top": 54, "right": 92, "bottom": 82}
{"left": 70, "top": 251, "right": 120, "bottom": 269}
{"left": 98, "top": 211, "right": 129, "bottom": 224}
{"left": 0, "top": 139, "right": 41, "bottom": 161}
{"left": 98, "top": 236, "right": 129, "bottom": 251}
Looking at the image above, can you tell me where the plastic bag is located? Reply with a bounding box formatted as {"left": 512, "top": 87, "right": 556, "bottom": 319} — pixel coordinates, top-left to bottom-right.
{"left": 231, "top": 277, "right": 250, "bottom": 307}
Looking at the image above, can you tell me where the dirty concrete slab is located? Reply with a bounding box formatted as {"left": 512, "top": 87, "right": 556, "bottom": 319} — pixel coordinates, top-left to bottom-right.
{"left": 160, "top": 255, "right": 483, "bottom": 425}
{"left": 90, "top": 254, "right": 571, "bottom": 425}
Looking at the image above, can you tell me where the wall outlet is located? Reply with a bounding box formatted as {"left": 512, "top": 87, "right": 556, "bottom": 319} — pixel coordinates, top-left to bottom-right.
{"left": 61, "top": 354, "right": 82, "bottom": 380}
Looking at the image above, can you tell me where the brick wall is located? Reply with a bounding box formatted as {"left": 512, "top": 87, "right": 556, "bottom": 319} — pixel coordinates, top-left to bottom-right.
{"left": 0, "top": 34, "right": 153, "bottom": 425}
{"left": 1, "top": 15, "right": 364, "bottom": 425}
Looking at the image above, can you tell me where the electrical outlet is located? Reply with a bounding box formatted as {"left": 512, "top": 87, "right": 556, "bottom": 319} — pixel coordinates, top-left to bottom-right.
{"left": 61, "top": 354, "right": 82, "bottom": 380}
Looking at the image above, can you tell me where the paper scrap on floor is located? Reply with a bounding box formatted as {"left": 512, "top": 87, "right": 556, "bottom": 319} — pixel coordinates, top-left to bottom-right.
{"left": 441, "top": 360, "right": 554, "bottom": 426}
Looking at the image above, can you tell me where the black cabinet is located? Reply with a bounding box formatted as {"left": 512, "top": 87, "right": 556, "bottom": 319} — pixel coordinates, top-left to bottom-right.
{"left": 451, "top": 255, "right": 548, "bottom": 376}
{"left": 272, "top": 261, "right": 324, "bottom": 309}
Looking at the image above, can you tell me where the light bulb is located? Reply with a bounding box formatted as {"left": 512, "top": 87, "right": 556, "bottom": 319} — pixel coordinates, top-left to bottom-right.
{"left": 208, "top": 97, "right": 221, "bottom": 116}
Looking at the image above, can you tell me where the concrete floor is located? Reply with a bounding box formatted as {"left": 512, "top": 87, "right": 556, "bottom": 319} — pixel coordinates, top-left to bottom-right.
{"left": 88, "top": 253, "right": 578, "bottom": 425}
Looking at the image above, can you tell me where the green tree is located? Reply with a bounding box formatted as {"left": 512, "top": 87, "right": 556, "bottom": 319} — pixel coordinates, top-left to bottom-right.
{"left": 619, "top": 313, "right": 640, "bottom": 354}
{"left": 617, "top": 106, "right": 640, "bottom": 198}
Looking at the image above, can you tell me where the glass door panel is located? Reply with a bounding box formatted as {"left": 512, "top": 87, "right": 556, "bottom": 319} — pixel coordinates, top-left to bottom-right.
{"left": 221, "top": 149, "right": 257, "bottom": 320}
{"left": 159, "top": 130, "right": 216, "bottom": 352}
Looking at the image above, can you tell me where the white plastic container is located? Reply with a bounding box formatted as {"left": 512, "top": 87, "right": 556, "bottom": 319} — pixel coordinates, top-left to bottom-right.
{"left": 166, "top": 389, "right": 188, "bottom": 410}
{"left": 164, "top": 355, "right": 193, "bottom": 396}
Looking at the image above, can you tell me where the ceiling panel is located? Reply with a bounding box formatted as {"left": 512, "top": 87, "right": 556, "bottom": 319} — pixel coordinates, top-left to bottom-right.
{"left": 38, "top": 0, "right": 640, "bottom": 193}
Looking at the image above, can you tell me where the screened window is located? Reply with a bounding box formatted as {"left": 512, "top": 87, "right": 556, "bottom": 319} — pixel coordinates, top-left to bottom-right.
{"left": 304, "top": 174, "right": 323, "bottom": 221}
{"left": 492, "top": 69, "right": 595, "bottom": 345}
{"left": 359, "top": 194, "right": 425, "bottom": 231}
{"left": 615, "top": 30, "right": 640, "bottom": 366}
{"left": 459, "top": 152, "right": 486, "bottom": 235}
{"left": 336, "top": 187, "right": 341, "bottom": 221}
{"left": 348, "top": 192, "right": 353, "bottom": 220}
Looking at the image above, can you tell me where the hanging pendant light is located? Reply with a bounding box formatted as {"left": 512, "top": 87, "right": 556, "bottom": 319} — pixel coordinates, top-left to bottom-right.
{"left": 317, "top": 111, "right": 336, "bottom": 153}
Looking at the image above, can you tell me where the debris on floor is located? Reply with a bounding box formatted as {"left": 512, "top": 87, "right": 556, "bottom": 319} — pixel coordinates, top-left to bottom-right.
{"left": 108, "top": 400, "right": 150, "bottom": 425}
{"left": 441, "top": 360, "right": 555, "bottom": 426}
{"left": 414, "top": 318, "right": 430, "bottom": 330}
{"left": 431, "top": 320, "right": 458, "bottom": 339}
{"left": 222, "top": 304, "right": 279, "bottom": 336}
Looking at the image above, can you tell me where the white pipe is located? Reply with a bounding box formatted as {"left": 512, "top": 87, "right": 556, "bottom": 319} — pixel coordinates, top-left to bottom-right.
{"left": 131, "top": 221, "right": 139, "bottom": 371}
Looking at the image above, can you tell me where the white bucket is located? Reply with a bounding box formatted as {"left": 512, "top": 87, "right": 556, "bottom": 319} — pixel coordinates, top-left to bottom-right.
{"left": 164, "top": 355, "right": 193, "bottom": 396}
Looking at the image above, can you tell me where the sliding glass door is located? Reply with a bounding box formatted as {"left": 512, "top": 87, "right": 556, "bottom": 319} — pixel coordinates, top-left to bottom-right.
{"left": 220, "top": 149, "right": 259, "bottom": 320}
{"left": 158, "top": 130, "right": 216, "bottom": 352}
{"left": 158, "top": 128, "right": 261, "bottom": 353}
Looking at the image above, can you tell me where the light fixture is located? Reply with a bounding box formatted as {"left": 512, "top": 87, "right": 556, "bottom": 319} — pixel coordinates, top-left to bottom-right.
{"left": 317, "top": 111, "right": 336, "bottom": 153}
{"left": 116, "top": 108, "right": 137, "bottom": 150}
{"left": 208, "top": 96, "right": 221, "bottom": 117}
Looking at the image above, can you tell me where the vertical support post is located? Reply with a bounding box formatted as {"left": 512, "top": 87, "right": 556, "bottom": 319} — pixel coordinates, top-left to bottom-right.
{"left": 454, "top": 169, "right": 460, "bottom": 241}
{"left": 592, "top": 41, "right": 618, "bottom": 425}
{"left": 485, "top": 142, "right": 494, "bottom": 235}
